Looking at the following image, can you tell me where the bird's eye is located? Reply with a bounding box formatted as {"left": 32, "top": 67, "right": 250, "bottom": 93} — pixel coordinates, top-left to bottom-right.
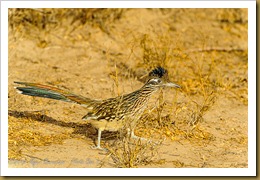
{"left": 149, "top": 78, "right": 161, "bottom": 85}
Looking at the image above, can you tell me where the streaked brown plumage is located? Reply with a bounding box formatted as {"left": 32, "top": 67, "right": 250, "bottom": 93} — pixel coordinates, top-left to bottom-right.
{"left": 15, "top": 67, "right": 180, "bottom": 149}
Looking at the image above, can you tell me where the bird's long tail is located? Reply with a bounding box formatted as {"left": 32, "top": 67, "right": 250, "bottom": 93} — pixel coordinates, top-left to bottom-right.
{"left": 14, "top": 81, "right": 100, "bottom": 108}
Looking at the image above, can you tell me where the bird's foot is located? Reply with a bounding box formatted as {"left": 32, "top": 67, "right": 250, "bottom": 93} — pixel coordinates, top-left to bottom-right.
{"left": 90, "top": 145, "right": 108, "bottom": 151}
{"left": 130, "top": 134, "right": 148, "bottom": 141}
{"left": 131, "top": 133, "right": 165, "bottom": 145}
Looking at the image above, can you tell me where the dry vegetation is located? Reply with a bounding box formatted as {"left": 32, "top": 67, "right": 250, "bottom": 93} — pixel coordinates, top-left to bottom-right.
{"left": 8, "top": 8, "right": 248, "bottom": 168}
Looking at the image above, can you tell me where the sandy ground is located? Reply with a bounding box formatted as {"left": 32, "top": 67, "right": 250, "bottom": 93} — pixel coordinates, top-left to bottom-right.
{"left": 8, "top": 8, "right": 248, "bottom": 168}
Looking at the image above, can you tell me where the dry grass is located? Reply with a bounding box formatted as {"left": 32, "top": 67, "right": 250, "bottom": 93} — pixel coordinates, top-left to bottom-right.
{"left": 9, "top": 8, "right": 123, "bottom": 35}
{"left": 8, "top": 111, "right": 71, "bottom": 160}
{"left": 102, "top": 137, "right": 163, "bottom": 168}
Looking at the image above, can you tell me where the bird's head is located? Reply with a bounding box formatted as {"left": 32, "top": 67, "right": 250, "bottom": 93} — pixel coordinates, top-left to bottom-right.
{"left": 146, "top": 66, "right": 180, "bottom": 88}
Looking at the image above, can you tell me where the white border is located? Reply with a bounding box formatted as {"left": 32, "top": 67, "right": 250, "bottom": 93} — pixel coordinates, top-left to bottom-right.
{"left": 0, "top": 0, "right": 255, "bottom": 8}
{"left": 1, "top": 0, "right": 256, "bottom": 176}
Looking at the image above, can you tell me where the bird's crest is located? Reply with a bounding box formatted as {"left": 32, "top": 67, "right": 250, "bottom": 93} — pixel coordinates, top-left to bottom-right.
{"left": 149, "top": 66, "right": 168, "bottom": 78}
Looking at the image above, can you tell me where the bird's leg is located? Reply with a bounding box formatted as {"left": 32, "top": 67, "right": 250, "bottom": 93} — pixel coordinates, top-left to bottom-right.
{"left": 91, "top": 129, "right": 104, "bottom": 150}
{"left": 127, "top": 128, "right": 147, "bottom": 141}
{"left": 131, "top": 131, "right": 147, "bottom": 141}
{"left": 129, "top": 128, "right": 163, "bottom": 146}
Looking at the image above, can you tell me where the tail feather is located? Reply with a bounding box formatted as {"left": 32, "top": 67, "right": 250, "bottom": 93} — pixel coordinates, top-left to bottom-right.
{"left": 14, "top": 81, "right": 100, "bottom": 108}
{"left": 16, "top": 86, "right": 69, "bottom": 101}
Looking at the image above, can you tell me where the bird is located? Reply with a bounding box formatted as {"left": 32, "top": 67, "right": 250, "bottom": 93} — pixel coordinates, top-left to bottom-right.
{"left": 14, "top": 66, "right": 180, "bottom": 149}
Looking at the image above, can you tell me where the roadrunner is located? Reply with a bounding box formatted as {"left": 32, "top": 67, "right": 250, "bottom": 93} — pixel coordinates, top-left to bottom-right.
{"left": 15, "top": 67, "right": 180, "bottom": 149}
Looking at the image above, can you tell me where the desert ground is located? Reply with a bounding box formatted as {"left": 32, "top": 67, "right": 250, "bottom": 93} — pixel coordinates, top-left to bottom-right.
{"left": 8, "top": 8, "right": 248, "bottom": 168}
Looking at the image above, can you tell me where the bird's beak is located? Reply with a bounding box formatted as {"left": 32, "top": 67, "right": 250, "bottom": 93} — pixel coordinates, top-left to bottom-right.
{"left": 163, "top": 82, "right": 181, "bottom": 88}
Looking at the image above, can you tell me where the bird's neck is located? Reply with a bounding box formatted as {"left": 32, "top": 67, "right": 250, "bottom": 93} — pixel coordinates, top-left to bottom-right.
{"left": 121, "top": 83, "right": 159, "bottom": 104}
{"left": 138, "top": 84, "right": 159, "bottom": 97}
